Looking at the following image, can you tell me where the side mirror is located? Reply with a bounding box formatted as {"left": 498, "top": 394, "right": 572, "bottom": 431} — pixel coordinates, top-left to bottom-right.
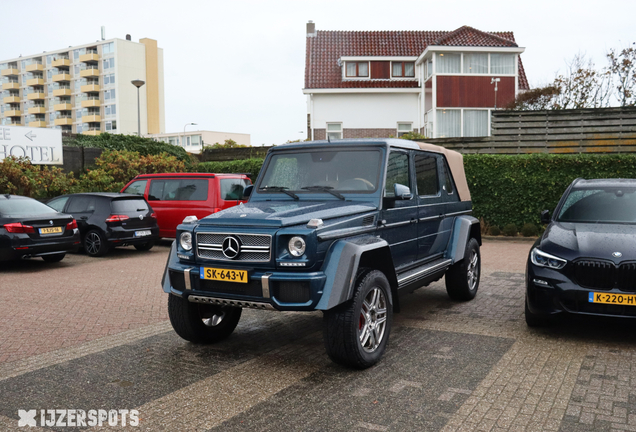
{"left": 243, "top": 185, "right": 253, "bottom": 199}
{"left": 540, "top": 210, "right": 551, "bottom": 224}
{"left": 394, "top": 183, "right": 412, "bottom": 200}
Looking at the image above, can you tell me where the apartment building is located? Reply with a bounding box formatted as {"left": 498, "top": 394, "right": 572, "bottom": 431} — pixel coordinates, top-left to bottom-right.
{"left": 0, "top": 36, "right": 165, "bottom": 136}
{"left": 150, "top": 130, "right": 251, "bottom": 154}
{"left": 304, "top": 23, "right": 529, "bottom": 139}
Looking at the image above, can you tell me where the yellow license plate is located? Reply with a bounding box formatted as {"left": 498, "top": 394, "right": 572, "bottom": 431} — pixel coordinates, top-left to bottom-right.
{"left": 589, "top": 292, "right": 636, "bottom": 306}
{"left": 200, "top": 267, "right": 248, "bottom": 283}
{"left": 39, "top": 227, "right": 62, "bottom": 234}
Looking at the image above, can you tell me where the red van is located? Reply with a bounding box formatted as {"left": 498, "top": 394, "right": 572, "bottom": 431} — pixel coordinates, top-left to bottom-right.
{"left": 121, "top": 173, "right": 250, "bottom": 238}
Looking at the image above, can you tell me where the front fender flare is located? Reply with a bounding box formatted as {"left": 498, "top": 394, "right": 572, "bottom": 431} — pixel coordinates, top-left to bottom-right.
{"left": 446, "top": 215, "right": 481, "bottom": 263}
{"left": 316, "top": 236, "right": 399, "bottom": 311}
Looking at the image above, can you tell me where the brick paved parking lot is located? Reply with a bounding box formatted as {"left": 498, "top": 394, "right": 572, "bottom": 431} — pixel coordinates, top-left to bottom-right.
{"left": 1, "top": 239, "right": 636, "bottom": 431}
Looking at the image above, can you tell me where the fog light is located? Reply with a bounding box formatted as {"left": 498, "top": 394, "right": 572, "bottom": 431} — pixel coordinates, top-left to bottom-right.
{"left": 180, "top": 232, "right": 192, "bottom": 251}
{"left": 533, "top": 278, "right": 550, "bottom": 286}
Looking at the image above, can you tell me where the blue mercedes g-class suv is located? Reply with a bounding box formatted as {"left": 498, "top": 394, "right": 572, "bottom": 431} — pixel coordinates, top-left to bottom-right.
{"left": 162, "top": 139, "right": 481, "bottom": 368}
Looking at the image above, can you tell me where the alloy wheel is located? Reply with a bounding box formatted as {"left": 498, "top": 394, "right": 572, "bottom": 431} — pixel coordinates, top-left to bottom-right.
{"left": 85, "top": 232, "right": 101, "bottom": 255}
{"left": 358, "top": 287, "right": 388, "bottom": 353}
{"left": 467, "top": 250, "right": 479, "bottom": 291}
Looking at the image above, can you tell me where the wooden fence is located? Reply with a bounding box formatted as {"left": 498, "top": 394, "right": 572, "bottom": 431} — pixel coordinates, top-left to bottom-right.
{"left": 421, "top": 107, "right": 636, "bottom": 154}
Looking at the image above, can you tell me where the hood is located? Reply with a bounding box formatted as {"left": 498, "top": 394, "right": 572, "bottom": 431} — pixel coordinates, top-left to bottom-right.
{"left": 199, "top": 200, "right": 378, "bottom": 228}
{"left": 540, "top": 221, "right": 636, "bottom": 263}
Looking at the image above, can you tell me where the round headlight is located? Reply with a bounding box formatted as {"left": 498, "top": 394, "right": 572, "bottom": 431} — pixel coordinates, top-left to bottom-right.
{"left": 180, "top": 232, "right": 193, "bottom": 251}
{"left": 288, "top": 236, "right": 306, "bottom": 257}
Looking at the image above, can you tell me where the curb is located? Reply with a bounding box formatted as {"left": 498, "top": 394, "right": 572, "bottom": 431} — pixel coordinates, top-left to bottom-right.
{"left": 482, "top": 235, "right": 538, "bottom": 242}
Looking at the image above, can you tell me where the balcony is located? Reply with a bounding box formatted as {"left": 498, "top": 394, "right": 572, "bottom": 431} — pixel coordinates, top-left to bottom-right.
{"left": 81, "top": 98, "right": 100, "bottom": 108}
{"left": 2, "top": 82, "right": 19, "bottom": 90}
{"left": 54, "top": 117, "right": 73, "bottom": 126}
{"left": 52, "top": 73, "right": 71, "bottom": 82}
{"left": 28, "top": 106, "right": 46, "bottom": 114}
{"left": 80, "top": 51, "right": 99, "bottom": 63}
{"left": 3, "top": 96, "right": 20, "bottom": 104}
{"left": 26, "top": 63, "right": 44, "bottom": 72}
{"left": 82, "top": 114, "right": 101, "bottom": 123}
{"left": 81, "top": 84, "right": 100, "bottom": 93}
{"left": 29, "top": 120, "right": 46, "bottom": 128}
{"left": 51, "top": 58, "right": 70, "bottom": 68}
{"left": 82, "top": 129, "right": 101, "bottom": 136}
{"left": 54, "top": 103, "right": 72, "bottom": 111}
{"left": 52, "top": 88, "right": 71, "bottom": 97}
{"left": 4, "top": 109, "right": 22, "bottom": 117}
{"left": 26, "top": 78, "right": 44, "bottom": 86}
{"left": 27, "top": 92, "right": 45, "bottom": 100}
{"left": 80, "top": 68, "right": 99, "bottom": 78}
{"left": 1, "top": 68, "right": 19, "bottom": 76}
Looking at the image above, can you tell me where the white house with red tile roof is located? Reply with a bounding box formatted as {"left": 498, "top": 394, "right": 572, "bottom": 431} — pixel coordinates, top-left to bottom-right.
{"left": 303, "top": 22, "right": 529, "bottom": 140}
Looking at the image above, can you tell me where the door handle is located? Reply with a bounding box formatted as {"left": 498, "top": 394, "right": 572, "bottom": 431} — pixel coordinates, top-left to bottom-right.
{"left": 410, "top": 218, "right": 417, "bottom": 224}
{"left": 80, "top": 216, "right": 88, "bottom": 220}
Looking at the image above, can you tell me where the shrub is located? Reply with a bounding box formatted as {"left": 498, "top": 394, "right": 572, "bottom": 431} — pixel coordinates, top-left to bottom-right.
{"left": 489, "top": 226, "right": 501, "bottom": 236}
{"left": 502, "top": 223, "right": 518, "bottom": 237}
{"left": 0, "top": 156, "right": 77, "bottom": 198}
{"left": 521, "top": 223, "right": 539, "bottom": 237}
{"left": 464, "top": 153, "right": 636, "bottom": 229}
{"left": 195, "top": 158, "right": 265, "bottom": 178}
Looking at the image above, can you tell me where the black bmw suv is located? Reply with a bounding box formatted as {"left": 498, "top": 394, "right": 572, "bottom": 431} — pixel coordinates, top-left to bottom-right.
{"left": 526, "top": 178, "right": 636, "bottom": 326}
{"left": 47, "top": 193, "right": 160, "bottom": 257}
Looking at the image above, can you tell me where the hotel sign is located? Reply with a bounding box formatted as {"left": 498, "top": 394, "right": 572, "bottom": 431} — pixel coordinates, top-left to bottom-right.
{"left": 0, "top": 126, "right": 63, "bottom": 165}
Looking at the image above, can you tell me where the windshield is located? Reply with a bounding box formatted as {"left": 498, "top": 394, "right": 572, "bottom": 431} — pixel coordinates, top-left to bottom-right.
{"left": 258, "top": 149, "right": 382, "bottom": 194}
{"left": 557, "top": 187, "right": 636, "bottom": 223}
{"left": 0, "top": 198, "right": 57, "bottom": 217}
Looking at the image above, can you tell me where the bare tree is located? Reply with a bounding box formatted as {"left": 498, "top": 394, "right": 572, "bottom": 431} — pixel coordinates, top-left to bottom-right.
{"left": 552, "top": 53, "right": 612, "bottom": 109}
{"left": 607, "top": 43, "right": 636, "bottom": 106}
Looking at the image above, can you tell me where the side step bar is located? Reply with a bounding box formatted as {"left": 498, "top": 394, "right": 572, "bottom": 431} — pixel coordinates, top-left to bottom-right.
{"left": 397, "top": 259, "right": 453, "bottom": 287}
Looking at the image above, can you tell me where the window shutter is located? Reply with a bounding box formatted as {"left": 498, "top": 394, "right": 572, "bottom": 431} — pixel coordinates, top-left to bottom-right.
{"left": 370, "top": 61, "right": 390, "bottom": 79}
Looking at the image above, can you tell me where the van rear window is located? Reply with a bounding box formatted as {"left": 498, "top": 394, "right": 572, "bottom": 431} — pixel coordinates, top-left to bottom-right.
{"left": 220, "top": 179, "right": 250, "bottom": 200}
{"left": 112, "top": 199, "right": 149, "bottom": 213}
{"left": 148, "top": 179, "right": 209, "bottom": 201}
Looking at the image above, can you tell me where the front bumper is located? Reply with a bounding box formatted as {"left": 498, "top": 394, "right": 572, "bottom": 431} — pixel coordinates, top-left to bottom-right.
{"left": 527, "top": 263, "right": 636, "bottom": 319}
{"left": 165, "top": 260, "right": 327, "bottom": 311}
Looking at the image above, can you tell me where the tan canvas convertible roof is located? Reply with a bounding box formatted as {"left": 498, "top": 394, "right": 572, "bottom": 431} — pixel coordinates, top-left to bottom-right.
{"left": 416, "top": 143, "right": 471, "bottom": 202}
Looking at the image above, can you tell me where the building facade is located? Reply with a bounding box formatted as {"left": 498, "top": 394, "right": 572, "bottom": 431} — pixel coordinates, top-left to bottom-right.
{"left": 150, "top": 130, "right": 251, "bottom": 154}
{"left": 304, "top": 23, "right": 529, "bottom": 139}
{"left": 0, "top": 36, "right": 165, "bottom": 136}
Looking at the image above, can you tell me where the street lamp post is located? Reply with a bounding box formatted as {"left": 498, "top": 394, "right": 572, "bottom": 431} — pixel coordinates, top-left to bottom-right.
{"left": 131, "top": 79, "right": 145, "bottom": 136}
{"left": 183, "top": 122, "right": 197, "bottom": 148}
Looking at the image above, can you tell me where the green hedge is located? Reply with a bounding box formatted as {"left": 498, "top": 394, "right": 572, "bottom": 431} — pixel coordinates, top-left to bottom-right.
{"left": 464, "top": 154, "right": 636, "bottom": 228}
{"left": 195, "top": 158, "right": 265, "bottom": 177}
{"left": 63, "top": 133, "right": 191, "bottom": 164}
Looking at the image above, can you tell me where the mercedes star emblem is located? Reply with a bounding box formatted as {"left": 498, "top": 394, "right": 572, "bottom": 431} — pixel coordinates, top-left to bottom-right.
{"left": 222, "top": 236, "right": 241, "bottom": 259}
{"left": 613, "top": 251, "right": 623, "bottom": 258}
{"left": 49, "top": 220, "right": 53, "bottom": 225}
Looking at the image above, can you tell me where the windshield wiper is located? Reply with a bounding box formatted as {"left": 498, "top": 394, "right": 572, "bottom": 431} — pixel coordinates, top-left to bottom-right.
{"left": 258, "top": 186, "right": 299, "bottom": 200}
{"left": 301, "top": 186, "right": 346, "bottom": 201}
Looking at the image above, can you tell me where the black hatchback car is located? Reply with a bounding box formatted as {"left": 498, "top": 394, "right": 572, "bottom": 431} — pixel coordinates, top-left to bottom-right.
{"left": 0, "top": 194, "right": 80, "bottom": 262}
{"left": 526, "top": 178, "right": 636, "bottom": 326}
{"left": 47, "top": 193, "right": 160, "bottom": 257}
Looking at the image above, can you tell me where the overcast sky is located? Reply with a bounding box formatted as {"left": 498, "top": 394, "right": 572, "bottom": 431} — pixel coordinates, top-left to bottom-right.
{"left": 1, "top": 0, "right": 634, "bottom": 146}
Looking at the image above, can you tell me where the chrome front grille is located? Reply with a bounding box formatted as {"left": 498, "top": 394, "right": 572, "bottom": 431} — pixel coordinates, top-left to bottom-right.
{"left": 196, "top": 232, "right": 271, "bottom": 262}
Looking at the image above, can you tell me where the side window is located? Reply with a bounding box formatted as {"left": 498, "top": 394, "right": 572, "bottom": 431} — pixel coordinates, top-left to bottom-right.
{"left": 414, "top": 153, "right": 439, "bottom": 196}
{"left": 47, "top": 196, "right": 69, "bottom": 212}
{"left": 441, "top": 159, "right": 458, "bottom": 200}
{"left": 148, "top": 180, "right": 165, "bottom": 201}
{"left": 148, "top": 179, "right": 209, "bottom": 201}
{"left": 384, "top": 152, "right": 410, "bottom": 197}
{"left": 122, "top": 180, "right": 147, "bottom": 195}
{"left": 220, "top": 179, "right": 250, "bottom": 200}
{"left": 66, "top": 196, "right": 96, "bottom": 213}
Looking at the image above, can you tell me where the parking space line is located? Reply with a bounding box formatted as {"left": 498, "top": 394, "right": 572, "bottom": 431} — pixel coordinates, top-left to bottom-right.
{"left": 0, "top": 321, "right": 172, "bottom": 382}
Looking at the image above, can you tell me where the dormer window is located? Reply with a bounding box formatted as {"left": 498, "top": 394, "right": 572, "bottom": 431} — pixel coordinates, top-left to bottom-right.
{"left": 346, "top": 62, "right": 369, "bottom": 77}
{"left": 392, "top": 62, "right": 415, "bottom": 78}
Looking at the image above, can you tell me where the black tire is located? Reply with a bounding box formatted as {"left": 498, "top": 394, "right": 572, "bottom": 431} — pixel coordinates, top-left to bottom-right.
{"left": 168, "top": 295, "right": 242, "bottom": 343}
{"left": 445, "top": 237, "right": 480, "bottom": 301}
{"left": 42, "top": 253, "right": 65, "bottom": 263}
{"left": 134, "top": 241, "right": 155, "bottom": 251}
{"left": 84, "top": 229, "right": 109, "bottom": 257}
{"left": 525, "top": 298, "right": 553, "bottom": 327}
{"left": 323, "top": 269, "right": 393, "bottom": 369}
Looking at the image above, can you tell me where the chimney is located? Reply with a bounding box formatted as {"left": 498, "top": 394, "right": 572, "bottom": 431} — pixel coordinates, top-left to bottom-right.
{"left": 126, "top": 34, "right": 131, "bottom": 41}
{"left": 101, "top": 26, "right": 105, "bottom": 40}
{"left": 306, "top": 21, "right": 316, "bottom": 37}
